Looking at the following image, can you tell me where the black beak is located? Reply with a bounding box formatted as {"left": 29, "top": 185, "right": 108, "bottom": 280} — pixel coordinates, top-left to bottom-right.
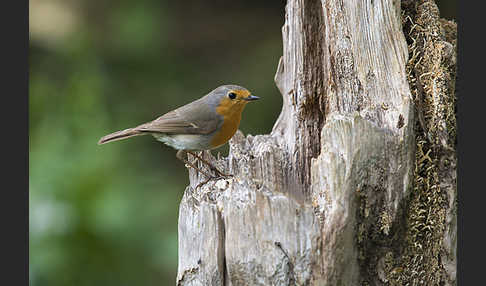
{"left": 244, "top": 95, "right": 260, "bottom": 101}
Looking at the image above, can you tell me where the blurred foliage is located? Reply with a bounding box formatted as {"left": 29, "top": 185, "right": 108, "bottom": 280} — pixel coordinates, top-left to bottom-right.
{"left": 29, "top": 0, "right": 284, "bottom": 285}
{"left": 29, "top": 0, "right": 455, "bottom": 285}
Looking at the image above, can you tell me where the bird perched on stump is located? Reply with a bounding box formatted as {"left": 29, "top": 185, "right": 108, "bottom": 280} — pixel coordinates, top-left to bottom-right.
{"left": 98, "top": 84, "right": 259, "bottom": 184}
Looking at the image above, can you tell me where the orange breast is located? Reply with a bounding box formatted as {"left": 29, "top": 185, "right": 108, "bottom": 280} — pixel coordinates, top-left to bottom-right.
{"left": 210, "top": 99, "right": 245, "bottom": 148}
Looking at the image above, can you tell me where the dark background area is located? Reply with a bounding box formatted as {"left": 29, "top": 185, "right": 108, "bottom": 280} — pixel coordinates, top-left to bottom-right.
{"left": 29, "top": 0, "right": 456, "bottom": 285}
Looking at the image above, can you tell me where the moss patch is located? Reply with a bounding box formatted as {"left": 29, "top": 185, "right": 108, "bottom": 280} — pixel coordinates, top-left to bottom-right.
{"left": 388, "top": 0, "right": 458, "bottom": 285}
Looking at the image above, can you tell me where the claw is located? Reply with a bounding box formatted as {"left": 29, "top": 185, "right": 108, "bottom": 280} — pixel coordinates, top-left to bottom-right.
{"left": 195, "top": 175, "right": 232, "bottom": 189}
{"left": 195, "top": 176, "right": 218, "bottom": 189}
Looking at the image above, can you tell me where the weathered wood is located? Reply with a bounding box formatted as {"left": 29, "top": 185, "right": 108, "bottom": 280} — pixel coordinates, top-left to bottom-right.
{"left": 176, "top": 0, "right": 457, "bottom": 285}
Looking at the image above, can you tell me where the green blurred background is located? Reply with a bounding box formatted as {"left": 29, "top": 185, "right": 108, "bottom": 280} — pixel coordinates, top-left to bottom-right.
{"left": 29, "top": 0, "right": 456, "bottom": 285}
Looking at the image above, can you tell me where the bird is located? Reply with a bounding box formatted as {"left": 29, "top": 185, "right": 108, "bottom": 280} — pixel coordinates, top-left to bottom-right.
{"left": 98, "top": 84, "right": 259, "bottom": 182}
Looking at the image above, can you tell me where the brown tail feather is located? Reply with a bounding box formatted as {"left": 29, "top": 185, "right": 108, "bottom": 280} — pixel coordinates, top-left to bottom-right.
{"left": 97, "top": 128, "right": 145, "bottom": 145}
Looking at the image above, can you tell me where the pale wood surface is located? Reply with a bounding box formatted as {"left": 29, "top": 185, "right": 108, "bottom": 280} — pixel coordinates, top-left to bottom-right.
{"left": 176, "top": 0, "right": 457, "bottom": 285}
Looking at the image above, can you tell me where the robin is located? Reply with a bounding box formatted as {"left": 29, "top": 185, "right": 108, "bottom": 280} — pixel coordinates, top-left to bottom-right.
{"left": 98, "top": 84, "right": 259, "bottom": 181}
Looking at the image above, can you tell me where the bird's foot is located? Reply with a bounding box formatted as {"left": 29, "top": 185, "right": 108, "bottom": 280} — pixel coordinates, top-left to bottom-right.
{"left": 195, "top": 173, "right": 234, "bottom": 189}
{"left": 212, "top": 169, "right": 233, "bottom": 178}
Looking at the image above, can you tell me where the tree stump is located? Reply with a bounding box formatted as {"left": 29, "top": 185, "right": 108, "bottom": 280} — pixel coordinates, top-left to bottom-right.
{"left": 176, "top": 0, "right": 457, "bottom": 285}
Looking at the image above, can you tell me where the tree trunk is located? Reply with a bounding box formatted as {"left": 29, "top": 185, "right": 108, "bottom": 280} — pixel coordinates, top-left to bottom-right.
{"left": 176, "top": 0, "right": 457, "bottom": 285}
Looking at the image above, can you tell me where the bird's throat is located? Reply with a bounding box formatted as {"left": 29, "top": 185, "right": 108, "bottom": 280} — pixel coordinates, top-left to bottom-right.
{"left": 211, "top": 104, "right": 245, "bottom": 148}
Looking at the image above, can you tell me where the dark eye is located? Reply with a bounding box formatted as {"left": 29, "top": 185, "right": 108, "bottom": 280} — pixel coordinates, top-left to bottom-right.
{"left": 228, "top": 92, "right": 237, "bottom": 99}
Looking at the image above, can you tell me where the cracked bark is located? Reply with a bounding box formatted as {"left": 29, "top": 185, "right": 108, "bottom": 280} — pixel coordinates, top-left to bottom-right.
{"left": 176, "top": 0, "right": 457, "bottom": 285}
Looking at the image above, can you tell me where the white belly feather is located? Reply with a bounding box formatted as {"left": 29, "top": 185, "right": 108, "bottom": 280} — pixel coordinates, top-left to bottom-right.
{"left": 152, "top": 133, "right": 212, "bottom": 151}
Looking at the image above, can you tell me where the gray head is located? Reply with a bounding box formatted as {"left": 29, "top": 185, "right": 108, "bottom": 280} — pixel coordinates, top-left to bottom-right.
{"left": 203, "top": 84, "right": 260, "bottom": 109}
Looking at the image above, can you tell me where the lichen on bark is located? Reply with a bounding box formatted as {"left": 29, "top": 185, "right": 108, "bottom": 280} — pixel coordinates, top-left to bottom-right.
{"left": 387, "top": 0, "right": 458, "bottom": 285}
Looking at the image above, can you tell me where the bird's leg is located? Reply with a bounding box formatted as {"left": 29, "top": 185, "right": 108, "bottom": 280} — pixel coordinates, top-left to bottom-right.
{"left": 186, "top": 150, "right": 233, "bottom": 178}
{"left": 176, "top": 150, "right": 213, "bottom": 179}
